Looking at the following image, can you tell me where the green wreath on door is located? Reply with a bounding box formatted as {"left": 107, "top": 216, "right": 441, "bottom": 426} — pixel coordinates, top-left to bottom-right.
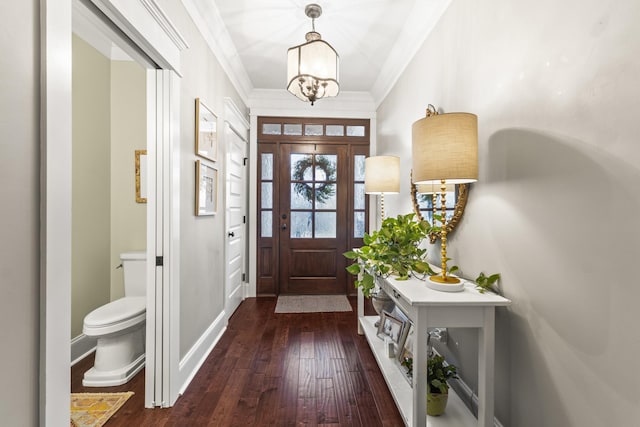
{"left": 292, "top": 156, "right": 336, "bottom": 203}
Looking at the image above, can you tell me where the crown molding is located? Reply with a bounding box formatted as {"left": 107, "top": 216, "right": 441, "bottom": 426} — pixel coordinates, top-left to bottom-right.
{"left": 140, "top": 0, "right": 189, "bottom": 51}
{"left": 371, "top": 0, "right": 452, "bottom": 108}
{"left": 248, "top": 89, "right": 376, "bottom": 119}
{"left": 181, "top": 0, "right": 253, "bottom": 103}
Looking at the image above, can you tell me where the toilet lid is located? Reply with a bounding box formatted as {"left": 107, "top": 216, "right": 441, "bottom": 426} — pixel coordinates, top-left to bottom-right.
{"left": 84, "top": 297, "right": 146, "bottom": 328}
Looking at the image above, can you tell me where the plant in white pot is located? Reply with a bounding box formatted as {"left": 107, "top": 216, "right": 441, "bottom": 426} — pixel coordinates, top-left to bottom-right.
{"left": 343, "top": 213, "right": 434, "bottom": 314}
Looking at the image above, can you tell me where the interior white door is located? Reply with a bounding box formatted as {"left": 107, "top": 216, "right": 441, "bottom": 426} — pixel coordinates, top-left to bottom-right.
{"left": 224, "top": 122, "right": 247, "bottom": 317}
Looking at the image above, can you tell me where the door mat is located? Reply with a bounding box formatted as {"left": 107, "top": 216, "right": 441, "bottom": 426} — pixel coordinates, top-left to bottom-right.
{"left": 275, "top": 295, "right": 352, "bottom": 313}
{"left": 70, "top": 392, "right": 134, "bottom": 427}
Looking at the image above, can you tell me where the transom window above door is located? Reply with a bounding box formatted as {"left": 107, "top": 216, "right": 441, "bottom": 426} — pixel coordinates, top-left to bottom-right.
{"left": 259, "top": 120, "right": 368, "bottom": 141}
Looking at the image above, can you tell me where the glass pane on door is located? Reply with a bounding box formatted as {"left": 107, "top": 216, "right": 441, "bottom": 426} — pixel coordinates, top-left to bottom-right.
{"left": 291, "top": 154, "right": 313, "bottom": 180}
{"left": 291, "top": 211, "right": 312, "bottom": 238}
{"left": 261, "top": 183, "right": 273, "bottom": 209}
{"left": 315, "top": 155, "right": 337, "bottom": 181}
{"left": 261, "top": 153, "right": 273, "bottom": 180}
{"left": 261, "top": 211, "right": 272, "bottom": 238}
{"left": 315, "top": 212, "right": 336, "bottom": 238}
{"left": 291, "top": 183, "right": 313, "bottom": 209}
{"left": 316, "top": 184, "right": 337, "bottom": 209}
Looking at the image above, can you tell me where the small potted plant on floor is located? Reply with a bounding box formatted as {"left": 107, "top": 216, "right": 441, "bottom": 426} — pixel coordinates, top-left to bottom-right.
{"left": 343, "top": 213, "right": 434, "bottom": 306}
{"left": 426, "top": 354, "right": 458, "bottom": 416}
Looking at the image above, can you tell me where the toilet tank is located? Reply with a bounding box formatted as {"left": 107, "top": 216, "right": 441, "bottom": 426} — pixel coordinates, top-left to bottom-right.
{"left": 120, "top": 251, "right": 147, "bottom": 297}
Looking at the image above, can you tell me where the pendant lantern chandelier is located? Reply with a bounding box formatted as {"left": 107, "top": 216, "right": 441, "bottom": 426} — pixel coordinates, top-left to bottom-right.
{"left": 287, "top": 3, "right": 339, "bottom": 105}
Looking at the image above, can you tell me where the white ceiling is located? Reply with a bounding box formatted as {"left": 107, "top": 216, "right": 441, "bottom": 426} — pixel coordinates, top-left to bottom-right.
{"left": 201, "top": 0, "right": 451, "bottom": 104}
{"left": 73, "top": 0, "right": 451, "bottom": 106}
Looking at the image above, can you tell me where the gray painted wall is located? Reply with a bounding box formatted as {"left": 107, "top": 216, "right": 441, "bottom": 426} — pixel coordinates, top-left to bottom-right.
{"left": 155, "top": 0, "right": 248, "bottom": 359}
{"left": 376, "top": 0, "right": 640, "bottom": 425}
{"left": 9, "top": 1, "right": 639, "bottom": 425}
{"left": 0, "top": 1, "right": 39, "bottom": 424}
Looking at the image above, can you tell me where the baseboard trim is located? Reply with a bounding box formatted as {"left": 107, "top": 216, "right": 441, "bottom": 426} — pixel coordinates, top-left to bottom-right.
{"left": 450, "top": 377, "right": 504, "bottom": 427}
{"left": 243, "top": 281, "right": 250, "bottom": 298}
{"left": 178, "top": 310, "right": 227, "bottom": 395}
{"left": 70, "top": 334, "right": 96, "bottom": 366}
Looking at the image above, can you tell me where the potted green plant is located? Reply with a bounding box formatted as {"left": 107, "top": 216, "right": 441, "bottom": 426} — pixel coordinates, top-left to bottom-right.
{"left": 343, "top": 213, "right": 434, "bottom": 299}
{"left": 400, "top": 354, "right": 458, "bottom": 416}
{"left": 426, "top": 354, "right": 458, "bottom": 416}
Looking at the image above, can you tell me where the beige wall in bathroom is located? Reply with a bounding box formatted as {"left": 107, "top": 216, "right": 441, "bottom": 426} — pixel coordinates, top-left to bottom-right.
{"left": 71, "top": 34, "right": 112, "bottom": 338}
{"left": 109, "top": 60, "right": 147, "bottom": 299}
{"left": 70, "top": 37, "right": 147, "bottom": 338}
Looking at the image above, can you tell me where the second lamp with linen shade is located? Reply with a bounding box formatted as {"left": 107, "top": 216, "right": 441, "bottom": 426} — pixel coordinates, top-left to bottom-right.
{"left": 364, "top": 155, "right": 400, "bottom": 221}
{"left": 412, "top": 108, "right": 478, "bottom": 292}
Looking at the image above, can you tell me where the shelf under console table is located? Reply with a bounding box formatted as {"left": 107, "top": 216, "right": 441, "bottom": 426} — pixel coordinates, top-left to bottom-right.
{"left": 357, "top": 275, "right": 511, "bottom": 427}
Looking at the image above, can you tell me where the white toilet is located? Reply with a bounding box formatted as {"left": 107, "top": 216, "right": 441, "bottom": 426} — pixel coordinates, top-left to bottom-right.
{"left": 82, "top": 251, "right": 146, "bottom": 387}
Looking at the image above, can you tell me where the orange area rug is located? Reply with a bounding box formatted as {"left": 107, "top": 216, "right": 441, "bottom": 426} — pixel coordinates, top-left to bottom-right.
{"left": 70, "top": 392, "right": 134, "bottom": 427}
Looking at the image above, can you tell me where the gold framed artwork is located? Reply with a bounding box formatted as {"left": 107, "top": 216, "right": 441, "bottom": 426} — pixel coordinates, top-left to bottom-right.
{"left": 135, "top": 149, "right": 147, "bottom": 203}
{"left": 195, "top": 98, "right": 217, "bottom": 162}
{"left": 195, "top": 160, "right": 217, "bottom": 216}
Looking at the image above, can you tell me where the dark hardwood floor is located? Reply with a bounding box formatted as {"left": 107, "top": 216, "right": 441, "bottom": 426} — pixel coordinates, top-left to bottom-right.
{"left": 71, "top": 297, "right": 404, "bottom": 426}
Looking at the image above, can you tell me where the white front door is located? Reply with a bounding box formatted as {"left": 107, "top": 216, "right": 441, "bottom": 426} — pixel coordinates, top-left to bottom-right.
{"left": 224, "top": 122, "right": 248, "bottom": 317}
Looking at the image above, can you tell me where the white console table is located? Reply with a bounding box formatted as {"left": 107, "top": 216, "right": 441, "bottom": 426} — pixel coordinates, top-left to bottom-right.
{"left": 357, "top": 275, "right": 511, "bottom": 427}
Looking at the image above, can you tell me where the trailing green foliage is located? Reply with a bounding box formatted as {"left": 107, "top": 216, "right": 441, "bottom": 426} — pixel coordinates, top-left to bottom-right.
{"left": 343, "top": 213, "right": 434, "bottom": 297}
{"left": 475, "top": 272, "right": 501, "bottom": 294}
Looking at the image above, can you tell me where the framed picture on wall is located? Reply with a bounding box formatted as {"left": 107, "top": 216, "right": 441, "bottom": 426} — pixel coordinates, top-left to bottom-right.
{"left": 195, "top": 160, "right": 217, "bottom": 216}
{"left": 135, "top": 149, "right": 147, "bottom": 203}
{"left": 195, "top": 98, "right": 217, "bottom": 162}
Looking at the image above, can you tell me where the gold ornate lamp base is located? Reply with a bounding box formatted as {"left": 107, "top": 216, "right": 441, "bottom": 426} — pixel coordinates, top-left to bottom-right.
{"left": 429, "top": 274, "right": 460, "bottom": 284}
{"left": 426, "top": 179, "right": 465, "bottom": 293}
{"left": 427, "top": 276, "right": 465, "bottom": 292}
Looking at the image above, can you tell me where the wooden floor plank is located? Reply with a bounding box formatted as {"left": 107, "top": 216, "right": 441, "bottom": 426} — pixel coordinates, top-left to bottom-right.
{"left": 70, "top": 297, "right": 404, "bottom": 426}
{"left": 316, "top": 378, "right": 339, "bottom": 425}
{"left": 331, "top": 358, "right": 362, "bottom": 427}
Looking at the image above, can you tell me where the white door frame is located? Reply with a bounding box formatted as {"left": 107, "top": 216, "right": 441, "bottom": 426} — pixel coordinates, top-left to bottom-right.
{"left": 145, "top": 69, "right": 182, "bottom": 408}
{"left": 41, "top": 1, "right": 73, "bottom": 424}
{"left": 42, "top": 0, "right": 186, "bottom": 423}
{"left": 223, "top": 98, "right": 250, "bottom": 317}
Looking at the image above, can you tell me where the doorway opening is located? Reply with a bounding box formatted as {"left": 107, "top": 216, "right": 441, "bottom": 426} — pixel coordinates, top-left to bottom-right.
{"left": 71, "top": 0, "right": 151, "bottom": 397}
{"left": 256, "top": 117, "right": 369, "bottom": 296}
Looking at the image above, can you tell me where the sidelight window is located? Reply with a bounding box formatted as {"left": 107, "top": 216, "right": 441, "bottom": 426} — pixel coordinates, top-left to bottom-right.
{"left": 260, "top": 153, "right": 274, "bottom": 238}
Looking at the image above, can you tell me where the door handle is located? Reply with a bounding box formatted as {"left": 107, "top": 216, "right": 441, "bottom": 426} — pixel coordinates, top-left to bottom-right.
{"left": 281, "top": 224, "right": 287, "bottom": 230}
{"left": 228, "top": 231, "right": 235, "bottom": 237}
